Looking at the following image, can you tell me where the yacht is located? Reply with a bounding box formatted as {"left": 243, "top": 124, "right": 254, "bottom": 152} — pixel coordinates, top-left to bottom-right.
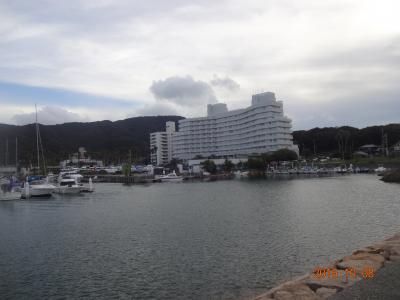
{"left": 157, "top": 171, "right": 184, "bottom": 182}
{"left": 54, "top": 176, "right": 82, "bottom": 194}
{"left": 21, "top": 176, "right": 55, "bottom": 198}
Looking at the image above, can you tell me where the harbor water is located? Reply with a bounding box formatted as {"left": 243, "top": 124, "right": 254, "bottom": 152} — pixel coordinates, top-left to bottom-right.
{"left": 1, "top": 175, "right": 399, "bottom": 299}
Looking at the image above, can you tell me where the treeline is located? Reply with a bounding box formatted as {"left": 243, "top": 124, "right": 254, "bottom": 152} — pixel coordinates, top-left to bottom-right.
{"left": 0, "top": 116, "right": 183, "bottom": 166}
{"left": 0, "top": 117, "right": 399, "bottom": 167}
{"left": 293, "top": 123, "right": 400, "bottom": 158}
{"left": 200, "top": 149, "right": 298, "bottom": 173}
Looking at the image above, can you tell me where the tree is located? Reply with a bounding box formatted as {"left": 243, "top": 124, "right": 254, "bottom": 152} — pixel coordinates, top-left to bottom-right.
{"left": 167, "top": 158, "right": 180, "bottom": 172}
{"left": 271, "top": 149, "right": 298, "bottom": 161}
{"left": 201, "top": 160, "right": 217, "bottom": 174}
{"left": 247, "top": 158, "right": 265, "bottom": 170}
{"left": 223, "top": 159, "right": 234, "bottom": 173}
{"left": 122, "top": 164, "right": 131, "bottom": 176}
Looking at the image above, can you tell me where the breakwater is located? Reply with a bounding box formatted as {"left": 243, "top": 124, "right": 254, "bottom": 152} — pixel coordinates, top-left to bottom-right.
{"left": 252, "top": 232, "right": 400, "bottom": 299}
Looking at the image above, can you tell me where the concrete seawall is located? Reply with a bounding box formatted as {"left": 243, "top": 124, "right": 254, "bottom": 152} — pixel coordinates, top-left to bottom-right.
{"left": 251, "top": 232, "right": 400, "bottom": 299}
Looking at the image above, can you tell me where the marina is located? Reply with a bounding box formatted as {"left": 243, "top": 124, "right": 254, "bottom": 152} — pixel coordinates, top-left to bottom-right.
{"left": 1, "top": 175, "right": 399, "bottom": 299}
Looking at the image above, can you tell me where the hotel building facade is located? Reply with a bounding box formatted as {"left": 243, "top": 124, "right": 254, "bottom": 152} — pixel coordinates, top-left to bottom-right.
{"left": 172, "top": 92, "right": 298, "bottom": 160}
{"left": 150, "top": 92, "right": 298, "bottom": 165}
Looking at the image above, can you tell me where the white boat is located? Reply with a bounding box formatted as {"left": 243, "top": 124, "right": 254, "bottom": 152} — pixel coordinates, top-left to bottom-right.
{"left": 234, "top": 170, "right": 249, "bottom": 178}
{"left": 157, "top": 171, "right": 183, "bottom": 182}
{"left": 0, "top": 191, "right": 21, "bottom": 201}
{"left": 0, "top": 180, "right": 21, "bottom": 201}
{"left": 21, "top": 105, "right": 55, "bottom": 198}
{"left": 21, "top": 178, "right": 55, "bottom": 198}
{"left": 375, "top": 166, "right": 389, "bottom": 176}
{"left": 54, "top": 176, "right": 82, "bottom": 194}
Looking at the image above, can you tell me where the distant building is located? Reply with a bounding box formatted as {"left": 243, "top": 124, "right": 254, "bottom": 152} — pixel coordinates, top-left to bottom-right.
{"left": 172, "top": 92, "right": 298, "bottom": 160}
{"left": 150, "top": 121, "right": 176, "bottom": 166}
{"left": 60, "top": 147, "right": 103, "bottom": 168}
{"left": 359, "top": 144, "right": 379, "bottom": 155}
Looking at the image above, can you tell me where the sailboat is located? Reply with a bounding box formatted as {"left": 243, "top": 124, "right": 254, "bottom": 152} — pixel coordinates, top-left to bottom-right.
{"left": 0, "top": 138, "right": 22, "bottom": 200}
{"left": 21, "top": 105, "right": 55, "bottom": 198}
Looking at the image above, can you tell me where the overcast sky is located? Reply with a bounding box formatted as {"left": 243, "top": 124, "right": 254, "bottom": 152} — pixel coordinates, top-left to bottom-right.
{"left": 0, "top": 0, "right": 399, "bottom": 129}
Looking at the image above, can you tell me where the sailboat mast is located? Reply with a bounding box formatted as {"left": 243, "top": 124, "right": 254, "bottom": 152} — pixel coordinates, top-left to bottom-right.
{"left": 35, "top": 104, "right": 40, "bottom": 172}
{"left": 16, "top": 137, "right": 18, "bottom": 172}
{"left": 5, "top": 138, "right": 8, "bottom": 166}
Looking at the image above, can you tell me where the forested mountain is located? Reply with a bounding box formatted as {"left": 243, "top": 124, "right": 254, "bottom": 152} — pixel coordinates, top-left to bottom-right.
{"left": 0, "top": 116, "right": 184, "bottom": 166}
{"left": 293, "top": 123, "right": 400, "bottom": 158}
{"left": 0, "top": 116, "right": 399, "bottom": 166}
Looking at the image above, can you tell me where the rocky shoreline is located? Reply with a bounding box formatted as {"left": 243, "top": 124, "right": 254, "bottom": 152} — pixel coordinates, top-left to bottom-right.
{"left": 251, "top": 232, "right": 400, "bottom": 300}
{"left": 381, "top": 169, "right": 400, "bottom": 183}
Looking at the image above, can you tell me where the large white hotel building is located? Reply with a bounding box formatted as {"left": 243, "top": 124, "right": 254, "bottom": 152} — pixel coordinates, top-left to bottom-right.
{"left": 150, "top": 92, "right": 298, "bottom": 164}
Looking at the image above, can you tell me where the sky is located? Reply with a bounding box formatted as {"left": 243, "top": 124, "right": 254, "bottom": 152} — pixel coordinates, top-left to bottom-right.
{"left": 0, "top": 0, "right": 399, "bottom": 129}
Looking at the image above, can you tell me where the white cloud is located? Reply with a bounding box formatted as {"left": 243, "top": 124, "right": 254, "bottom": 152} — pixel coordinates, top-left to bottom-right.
{"left": 131, "top": 102, "right": 180, "bottom": 117}
{"left": 150, "top": 75, "right": 217, "bottom": 106}
{"left": 13, "top": 106, "right": 88, "bottom": 125}
{"left": 1, "top": 0, "right": 400, "bottom": 128}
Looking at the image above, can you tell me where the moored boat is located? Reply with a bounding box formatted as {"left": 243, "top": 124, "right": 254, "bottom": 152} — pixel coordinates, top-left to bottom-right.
{"left": 21, "top": 176, "right": 55, "bottom": 198}
{"left": 54, "top": 176, "right": 82, "bottom": 194}
{"left": 157, "top": 171, "right": 183, "bottom": 182}
{"left": 0, "top": 178, "right": 21, "bottom": 201}
{"left": 375, "top": 165, "right": 390, "bottom": 176}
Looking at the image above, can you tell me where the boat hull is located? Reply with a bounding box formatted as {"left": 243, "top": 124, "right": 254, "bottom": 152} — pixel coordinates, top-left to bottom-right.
{"left": 159, "top": 177, "right": 184, "bottom": 182}
{"left": 22, "top": 186, "right": 55, "bottom": 198}
{"left": 0, "top": 192, "right": 21, "bottom": 201}
{"left": 54, "top": 186, "right": 82, "bottom": 194}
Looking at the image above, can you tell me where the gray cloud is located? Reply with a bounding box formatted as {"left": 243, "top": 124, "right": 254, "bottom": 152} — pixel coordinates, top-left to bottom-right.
{"left": 1, "top": 1, "right": 400, "bottom": 129}
{"left": 132, "top": 102, "right": 179, "bottom": 117}
{"left": 13, "top": 106, "right": 88, "bottom": 125}
{"left": 287, "top": 89, "right": 400, "bottom": 130}
{"left": 210, "top": 75, "right": 240, "bottom": 91}
{"left": 150, "top": 76, "right": 217, "bottom": 106}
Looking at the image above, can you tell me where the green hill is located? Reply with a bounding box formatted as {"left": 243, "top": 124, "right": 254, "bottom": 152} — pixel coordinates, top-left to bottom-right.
{"left": 0, "top": 116, "right": 184, "bottom": 166}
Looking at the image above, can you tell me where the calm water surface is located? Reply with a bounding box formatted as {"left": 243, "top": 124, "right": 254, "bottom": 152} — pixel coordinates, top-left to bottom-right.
{"left": 1, "top": 175, "right": 399, "bottom": 299}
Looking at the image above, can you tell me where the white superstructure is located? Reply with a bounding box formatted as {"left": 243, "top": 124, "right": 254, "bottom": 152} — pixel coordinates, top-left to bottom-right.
{"left": 172, "top": 92, "right": 298, "bottom": 160}
{"left": 150, "top": 121, "right": 176, "bottom": 166}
